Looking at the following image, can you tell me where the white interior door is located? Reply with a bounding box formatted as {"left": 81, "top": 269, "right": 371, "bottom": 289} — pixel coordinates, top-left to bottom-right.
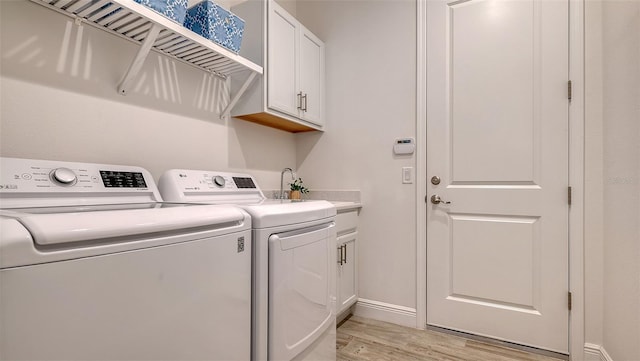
{"left": 426, "top": 0, "right": 569, "bottom": 354}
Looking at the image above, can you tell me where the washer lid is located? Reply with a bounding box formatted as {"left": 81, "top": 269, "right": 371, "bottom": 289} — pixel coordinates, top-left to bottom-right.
{"left": 240, "top": 200, "right": 336, "bottom": 228}
{"left": 1, "top": 203, "right": 247, "bottom": 246}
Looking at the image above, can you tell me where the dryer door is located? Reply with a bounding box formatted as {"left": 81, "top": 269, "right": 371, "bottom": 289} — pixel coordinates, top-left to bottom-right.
{"left": 268, "top": 222, "right": 336, "bottom": 361}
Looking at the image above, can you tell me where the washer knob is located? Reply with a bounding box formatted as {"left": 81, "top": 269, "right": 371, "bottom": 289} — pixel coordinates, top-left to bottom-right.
{"left": 51, "top": 167, "right": 77, "bottom": 186}
{"left": 213, "top": 175, "right": 226, "bottom": 187}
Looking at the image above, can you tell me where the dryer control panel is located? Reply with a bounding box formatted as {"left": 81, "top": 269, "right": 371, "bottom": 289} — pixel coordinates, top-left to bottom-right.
{"left": 158, "top": 169, "right": 265, "bottom": 204}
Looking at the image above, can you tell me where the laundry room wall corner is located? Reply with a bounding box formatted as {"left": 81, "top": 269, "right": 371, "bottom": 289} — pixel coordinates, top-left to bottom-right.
{"left": 295, "top": 0, "right": 418, "bottom": 323}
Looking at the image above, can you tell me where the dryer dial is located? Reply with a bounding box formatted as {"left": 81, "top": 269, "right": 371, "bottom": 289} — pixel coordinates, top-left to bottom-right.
{"left": 213, "top": 175, "right": 226, "bottom": 187}
{"left": 50, "top": 167, "right": 77, "bottom": 186}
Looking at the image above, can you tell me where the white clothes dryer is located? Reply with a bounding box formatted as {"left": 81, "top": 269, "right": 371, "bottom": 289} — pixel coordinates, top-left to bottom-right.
{"left": 0, "top": 158, "right": 252, "bottom": 361}
{"left": 159, "top": 169, "right": 337, "bottom": 361}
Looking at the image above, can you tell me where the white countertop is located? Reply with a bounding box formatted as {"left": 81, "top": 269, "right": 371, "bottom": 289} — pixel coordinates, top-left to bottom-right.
{"left": 329, "top": 201, "right": 362, "bottom": 212}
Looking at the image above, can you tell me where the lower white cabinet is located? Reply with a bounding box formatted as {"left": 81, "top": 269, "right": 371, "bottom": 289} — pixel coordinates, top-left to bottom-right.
{"left": 335, "top": 209, "right": 359, "bottom": 319}
{"left": 337, "top": 232, "right": 357, "bottom": 314}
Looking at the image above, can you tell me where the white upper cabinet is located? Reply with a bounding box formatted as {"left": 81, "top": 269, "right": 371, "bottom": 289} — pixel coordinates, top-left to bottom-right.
{"left": 268, "top": 5, "right": 300, "bottom": 118}
{"left": 231, "top": 0, "right": 325, "bottom": 132}
{"left": 298, "top": 28, "right": 324, "bottom": 125}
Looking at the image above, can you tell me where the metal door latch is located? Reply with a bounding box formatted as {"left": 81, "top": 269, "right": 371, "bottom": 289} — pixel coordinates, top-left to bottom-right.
{"left": 430, "top": 195, "right": 451, "bottom": 205}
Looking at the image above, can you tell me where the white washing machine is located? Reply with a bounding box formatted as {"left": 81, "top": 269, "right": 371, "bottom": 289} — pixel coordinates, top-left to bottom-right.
{"left": 158, "top": 169, "right": 337, "bottom": 361}
{"left": 0, "top": 157, "right": 252, "bottom": 361}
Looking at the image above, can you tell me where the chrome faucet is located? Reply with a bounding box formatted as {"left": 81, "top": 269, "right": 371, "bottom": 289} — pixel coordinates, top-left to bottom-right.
{"left": 280, "top": 167, "right": 295, "bottom": 200}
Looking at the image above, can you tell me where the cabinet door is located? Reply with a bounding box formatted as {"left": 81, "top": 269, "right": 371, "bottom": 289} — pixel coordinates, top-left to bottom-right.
{"left": 268, "top": 2, "right": 299, "bottom": 118}
{"left": 299, "top": 27, "right": 324, "bottom": 126}
{"left": 337, "top": 232, "right": 357, "bottom": 314}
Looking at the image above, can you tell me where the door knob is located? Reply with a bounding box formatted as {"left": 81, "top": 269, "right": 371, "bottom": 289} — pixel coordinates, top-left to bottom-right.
{"left": 430, "top": 195, "right": 451, "bottom": 205}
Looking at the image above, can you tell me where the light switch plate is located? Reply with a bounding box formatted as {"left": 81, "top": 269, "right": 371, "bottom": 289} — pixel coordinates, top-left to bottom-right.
{"left": 402, "top": 167, "right": 413, "bottom": 184}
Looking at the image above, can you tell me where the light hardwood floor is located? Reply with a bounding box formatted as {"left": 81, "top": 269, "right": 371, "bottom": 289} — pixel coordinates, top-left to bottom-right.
{"left": 337, "top": 316, "right": 565, "bottom": 361}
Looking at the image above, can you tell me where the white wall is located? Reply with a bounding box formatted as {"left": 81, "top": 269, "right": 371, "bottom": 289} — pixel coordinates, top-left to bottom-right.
{"left": 295, "top": 0, "right": 418, "bottom": 314}
{"left": 0, "top": 0, "right": 296, "bottom": 189}
{"left": 584, "top": 0, "right": 605, "bottom": 351}
{"left": 600, "top": 0, "right": 640, "bottom": 359}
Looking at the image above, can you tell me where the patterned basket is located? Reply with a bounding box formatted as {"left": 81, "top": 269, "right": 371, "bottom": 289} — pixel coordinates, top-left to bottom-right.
{"left": 134, "top": 0, "right": 188, "bottom": 24}
{"left": 184, "top": 1, "right": 245, "bottom": 53}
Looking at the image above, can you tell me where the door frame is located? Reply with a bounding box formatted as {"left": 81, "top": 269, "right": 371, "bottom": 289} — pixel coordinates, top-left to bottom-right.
{"left": 415, "top": 0, "right": 585, "bottom": 359}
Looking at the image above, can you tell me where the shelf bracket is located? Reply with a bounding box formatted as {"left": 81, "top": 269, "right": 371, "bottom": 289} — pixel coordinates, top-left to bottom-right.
{"left": 118, "top": 23, "right": 162, "bottom": 95}
{"left": 221, "top": 71, "right": 258, "bottom": 119}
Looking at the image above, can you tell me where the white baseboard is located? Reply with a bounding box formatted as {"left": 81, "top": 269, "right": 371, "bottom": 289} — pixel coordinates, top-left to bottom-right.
{"left": 353, "top": 298, "right": 417, "bottom": 328}
{"left": 584, "top": 343, "right": 613, "bottom": 361}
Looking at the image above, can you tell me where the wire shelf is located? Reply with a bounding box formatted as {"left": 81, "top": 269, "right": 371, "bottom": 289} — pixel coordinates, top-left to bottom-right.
{"left": 32, "top": 0, "right": 262, "bottom": 79}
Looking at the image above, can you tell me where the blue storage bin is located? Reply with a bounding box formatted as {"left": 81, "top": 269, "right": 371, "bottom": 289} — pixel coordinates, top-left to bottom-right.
{"left": 184, "top": 1, "right": 245, "bottom": 53}
{"left": 134, "top": 0, "right": 188, "bottom": 24}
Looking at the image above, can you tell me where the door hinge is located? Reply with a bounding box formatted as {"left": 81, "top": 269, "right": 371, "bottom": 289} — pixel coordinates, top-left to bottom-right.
{"left": 568, "top": 80, "right": 572, "bottom": 101}
{"left": 568, "top": 186, "right": 572, "bottom": 205}
{"left": 568, "top": 291, "right": 572, "bottom": 311}
{"left": 425, "top": 195, "right": 428, "bottom": 203}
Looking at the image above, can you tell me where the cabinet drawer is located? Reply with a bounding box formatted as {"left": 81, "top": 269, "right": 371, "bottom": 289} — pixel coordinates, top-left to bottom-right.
{"left": 336, "top": 211, "right": 358, "bottom": 236}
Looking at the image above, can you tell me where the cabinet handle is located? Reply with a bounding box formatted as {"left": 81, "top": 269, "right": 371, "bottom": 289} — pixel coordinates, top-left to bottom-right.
{"left": 338, "top": 245, "right": 343, "bottom": 265}
{"left": 343, "top": 244, "right": 347, "bottom": 264}
{"left": 297, "top": 92, "right": 303, "bottom": 110}
{"left": 302, "top": 93, "right": 308, "bottom": 112}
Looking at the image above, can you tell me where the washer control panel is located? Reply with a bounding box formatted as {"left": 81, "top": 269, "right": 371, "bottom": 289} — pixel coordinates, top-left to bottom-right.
{"left": 0, "top": 157, "right": 152, "bottom": 192}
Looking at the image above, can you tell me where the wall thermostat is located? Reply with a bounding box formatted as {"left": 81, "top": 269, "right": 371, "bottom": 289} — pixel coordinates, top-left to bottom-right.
{"left": 393, "top": 138, "right": 415, "bottom": 155}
